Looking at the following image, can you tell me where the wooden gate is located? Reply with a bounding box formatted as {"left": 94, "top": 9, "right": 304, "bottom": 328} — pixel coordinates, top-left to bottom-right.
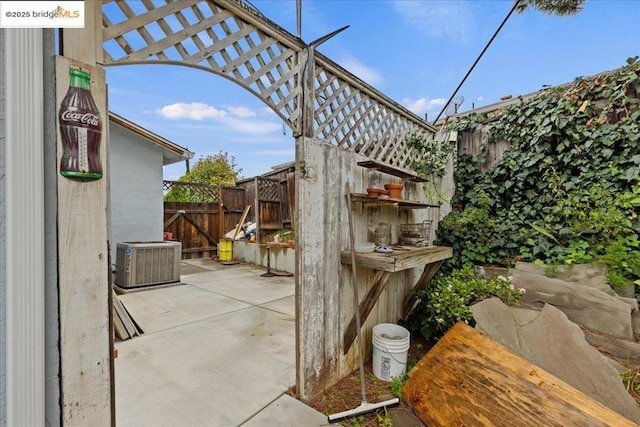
{"left": 163, "top": 183, "right": 247, "bottom": 259}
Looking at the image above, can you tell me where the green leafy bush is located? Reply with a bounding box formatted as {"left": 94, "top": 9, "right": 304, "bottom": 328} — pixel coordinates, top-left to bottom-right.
{"left": 436, "top": 58, "right": 640, "bottom": 289}
{"left": 404, "top": 267, "right": 524, "bottom": 341}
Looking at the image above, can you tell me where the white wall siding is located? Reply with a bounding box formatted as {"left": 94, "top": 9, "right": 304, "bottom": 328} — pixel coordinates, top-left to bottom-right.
{"left": 0, "top": 27, "right": 6, "bottom": 427}
{"left": 42, "top": 29, "right": 61, "bottom": 426}
{"left": 109, "top": 123, "right": 164, "bottom": 264}
{"left": 4, "top": 28, "right": 46, "bottom": 426}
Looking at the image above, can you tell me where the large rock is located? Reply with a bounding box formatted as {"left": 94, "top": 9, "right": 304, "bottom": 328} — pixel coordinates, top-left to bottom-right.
{"left": 472, "top": 298, "right": 640, "bottom": 424}
{"left": 515, "top": 261, "right": 615, "bottom": 295}
{"left": 513, "top": 270, "right": 634, "bottom": 340}
{"left": 584, "top": 330, "right": 640, "bottom": 365}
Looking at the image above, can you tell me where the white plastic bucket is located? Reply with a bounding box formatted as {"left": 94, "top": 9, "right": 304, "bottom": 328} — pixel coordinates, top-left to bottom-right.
{"left": 372, "top": 323, "right": 410, "bottom": 381}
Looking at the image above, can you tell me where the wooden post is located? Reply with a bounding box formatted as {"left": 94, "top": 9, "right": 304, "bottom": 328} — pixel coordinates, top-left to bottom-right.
{"left": 254, "top": 177, "right": 260, "bottom": 244}
{"left": 58, "top": 2, "right": 112, "bottom": 424}
{"left": 218, "top": 186, "right": 224, "bottom": 242}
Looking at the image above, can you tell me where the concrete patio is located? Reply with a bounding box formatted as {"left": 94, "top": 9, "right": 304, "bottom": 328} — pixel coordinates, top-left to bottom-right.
{"left": 114, "top": 258, "right": 328, "bottom": 426}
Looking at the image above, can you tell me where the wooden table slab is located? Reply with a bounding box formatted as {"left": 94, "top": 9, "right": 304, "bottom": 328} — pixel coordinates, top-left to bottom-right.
{"left": 403, "top": 322, "right": 638, "bottom": 427}
{"left": 341, "top": 246, "right": 452, "bottom": 353}
{"left": 340, "top": 246, "right": 452, "bottom": 272}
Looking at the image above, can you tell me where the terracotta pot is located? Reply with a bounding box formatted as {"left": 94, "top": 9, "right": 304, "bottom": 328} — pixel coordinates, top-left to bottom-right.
{"left": 367, "top": 187, "right": 382, "bottom": 198}
{"left": 377, "top": 189, "right": 389, "bottom": 198}
{"left": 384, "top": 183, "right": 404, "bottom": 200}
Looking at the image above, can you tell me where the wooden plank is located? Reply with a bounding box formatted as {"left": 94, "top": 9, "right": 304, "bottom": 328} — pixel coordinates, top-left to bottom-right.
{"left": 358, "top": 159, "right": 427, "bottom": 182}
{"left": 350, "top": 193, "right": 441, "bottom": 209}
{"left": 218, "top": 187, "right": 224, "bottom": 240}
{"left": 233, "top": 206, "right": 251, "bottom": 240}
{"left": 181, "top": 212, "right": 217, "bottom": 245}
{"left": 181, "top": 246, "right": 217, "bottom": 254}
{"left": 112, "top": 306, "right": 129, "bottom": 341}
{"left": 57, "top": 29, "right": 111, "bottom": 424}
{"left": 296, "top": 137, "right": 344, "bottom": 400}
{"left": 287, "top": 172, "right": 296, "bottom": 229}
{"left": 340, "top": 246, "right": 452, "bottom": 272}
{"left": 403, "top": 322, "right": 637, "bottom": 427}
{"left": 163, "top": 212, "right": 181, "bottom": 229}
{"left": 402, "top": 260, "right": 444, "bottom": 318}
{"left": 343, "top": 270, "right": 391, "bottom": 354}
{"left": 113, "top": 296, "right": 136, "bottom": 339}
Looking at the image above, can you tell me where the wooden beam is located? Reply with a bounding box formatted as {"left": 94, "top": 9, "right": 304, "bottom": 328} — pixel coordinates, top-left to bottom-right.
{"left": 163, "top": 212, "right": 181, "bottom": 229}
{"left": 343, "top": 270, "right": 391, "bottom": 354}
{"left": 233, "top": 205, "right": 251, "bottom": 240}
{"left": 402, "top": 260, "right": 444, "bottom": 319}
{"left": 340, "top": 246, "right": 452, "bottom": 273}
{"left": 403, "top": 322, "right": 638, "bottom": 427}
{"left": 218, "top": 187, "right": 224, "bottom": 240}
{"left": 181, "top": 246, "right": 217, "bottom": 254}
{"left": 58, "top": 1, "right": 111, "bottom": 422}
{"left": 181, "top": 212, "right": 217, "bottom": 246}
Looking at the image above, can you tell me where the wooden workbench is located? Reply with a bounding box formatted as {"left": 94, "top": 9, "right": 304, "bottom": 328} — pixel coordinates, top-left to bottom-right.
{"left": 340, "top": 245, "right": 452, "bottom": 354}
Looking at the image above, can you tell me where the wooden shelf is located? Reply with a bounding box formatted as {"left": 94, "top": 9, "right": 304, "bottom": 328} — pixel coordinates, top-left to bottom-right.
{"left": 340, "top": 246, "right": 452, "bottom": 272}
{"left": 357, "top": 160, "right": 427, "bottom": 182}
{"left": 350, "top": 193, "right": 440, "bottom": 209}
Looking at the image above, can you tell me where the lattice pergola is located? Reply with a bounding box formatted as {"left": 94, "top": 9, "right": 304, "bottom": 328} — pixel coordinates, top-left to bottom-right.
{"left": 102, "top": 0, "right": 437, "bottom": 170}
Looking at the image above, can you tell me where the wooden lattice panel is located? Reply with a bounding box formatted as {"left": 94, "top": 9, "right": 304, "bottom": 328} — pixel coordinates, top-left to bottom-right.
{"left": 102, "top": 0, "right": 436, "bottom": 170}
{"left": 313, "top": 56, "right": 433, "bottom": 169}
{"left": 257, "top": 177, "right": 280, "bottom": 201}
{"left": 102, "top": 0, "right": 301, "bottom": 130}
{"left": 163, "top": 180, "right": 219, "bottom": 202}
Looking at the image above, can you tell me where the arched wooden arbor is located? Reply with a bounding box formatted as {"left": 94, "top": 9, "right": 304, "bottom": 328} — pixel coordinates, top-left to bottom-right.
{"left": 99, "top": 0, "right": 438, "bottom": 402}
{"left": 101, "top": 0, "right": 436, "bottom": 164}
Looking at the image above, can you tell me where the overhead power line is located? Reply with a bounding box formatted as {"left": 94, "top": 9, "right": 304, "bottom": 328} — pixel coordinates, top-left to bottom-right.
{"left": 433, "top": 0, "right": 522, "bottom": 124}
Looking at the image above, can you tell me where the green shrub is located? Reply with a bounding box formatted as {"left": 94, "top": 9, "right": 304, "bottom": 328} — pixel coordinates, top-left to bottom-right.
{"left": 437, "top": 58, "right": 640, "bottom": 289}
{"left": 403, "top": 267, "right": 524, "bottom": 341}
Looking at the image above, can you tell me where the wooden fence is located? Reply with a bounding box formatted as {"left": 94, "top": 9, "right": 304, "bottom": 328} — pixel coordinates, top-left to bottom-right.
{"left": 163, "top": 185, "right": 247, "bottom": 259}
{"left": 163, "top": 177, "right": 296, "bottom": 259}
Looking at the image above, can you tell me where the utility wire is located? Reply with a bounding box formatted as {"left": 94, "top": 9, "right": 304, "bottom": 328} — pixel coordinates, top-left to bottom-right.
{"left": 433, "top": 0, "right": 522, "bottom": 124}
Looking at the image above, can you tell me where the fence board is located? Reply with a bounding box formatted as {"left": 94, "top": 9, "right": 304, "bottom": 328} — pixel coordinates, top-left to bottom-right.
{"left": 163, "top": 186, "right": 246, "bottom": 258}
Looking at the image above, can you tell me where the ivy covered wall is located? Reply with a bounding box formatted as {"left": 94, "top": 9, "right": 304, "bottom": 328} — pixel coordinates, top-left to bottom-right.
{"left": 435, "top": 58, "right": 640, "bottom": 289}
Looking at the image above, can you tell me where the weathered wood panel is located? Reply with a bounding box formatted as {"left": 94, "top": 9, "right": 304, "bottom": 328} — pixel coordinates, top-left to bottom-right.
{"left": 457, "top": 125, "right": 509, "bottom": 173}
{"left": 403, "top": 322, "right": 637, "bottom": 427}
{"left": 220, "top": 187, "right": 246, "bottom": 236}
{"left": 57, "top": 16, "right": 112, "bottom": 424}
{"left": 296, "top": 137, "right": 446, "bottom": 401}
{"left": 296, "top": 137, "right": 340, "bottom": 401}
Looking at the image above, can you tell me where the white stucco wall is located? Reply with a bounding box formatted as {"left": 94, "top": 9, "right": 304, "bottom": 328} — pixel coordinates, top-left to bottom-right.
{"left": 109, "top": 123, "right": 164, "bottom": 264}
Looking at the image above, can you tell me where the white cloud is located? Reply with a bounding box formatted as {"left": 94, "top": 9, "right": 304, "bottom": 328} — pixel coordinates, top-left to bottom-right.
{"left": 402, "top": 97, "right": 447, "bottom": 118}
{"left": 158, "top": 102, "right": 227, "bottom": 120}
{"left": 339, "top": 56, "right": 385, "bottom": 87}
{"left": 225, "top": 117, "right": 282, "bottom": 134}
{"left": 227, "top": 106, "right": 256, "bottom": 118}
{"left": 477, "top": 96, "right": 484, "bottom": 101}
{"left": 157, "top": 102, "right": 282, "bottom": 135}
{"left": 392, "top": 0, "right": 473, "bottom": 42}
{"left": 259, "top": 106, "right": 279, "bottom": 117}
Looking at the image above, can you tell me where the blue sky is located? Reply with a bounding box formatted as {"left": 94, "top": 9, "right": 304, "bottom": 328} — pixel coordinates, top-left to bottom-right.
{"left": 104, "top": 0, "right": 640, "bottom": 180}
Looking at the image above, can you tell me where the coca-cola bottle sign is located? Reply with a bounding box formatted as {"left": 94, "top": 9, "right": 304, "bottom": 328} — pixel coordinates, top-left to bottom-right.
{"left": 59, "top": 67, "right": 103, "bottom": 181}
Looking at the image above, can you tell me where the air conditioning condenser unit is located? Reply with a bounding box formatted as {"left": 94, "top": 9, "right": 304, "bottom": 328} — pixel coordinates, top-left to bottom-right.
{"left": 115, "top": 241, "right": 181, "bottom": 289}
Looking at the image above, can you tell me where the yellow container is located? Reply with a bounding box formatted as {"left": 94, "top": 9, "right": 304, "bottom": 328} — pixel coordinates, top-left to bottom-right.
{"left": 219, "top": 239, "right": 233, "bottom": 261}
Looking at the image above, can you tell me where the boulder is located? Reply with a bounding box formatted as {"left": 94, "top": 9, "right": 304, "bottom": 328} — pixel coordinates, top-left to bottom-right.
{"left": 515, "top": 262, "right": 615, "bottom": 295}
{"left": 583, "top": 329, "right": 640, "bottom": 365}
{"left": 472, "top": 298, "right": 640, "bottom": 424}
{"left": 513, "top": 270, "right": 634, "bottom": 340}
{"left": 633, "top": 311, "right": 640, "bottom": 336}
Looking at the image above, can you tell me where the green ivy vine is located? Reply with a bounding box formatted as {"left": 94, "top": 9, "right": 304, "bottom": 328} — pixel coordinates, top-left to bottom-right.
{"left": 405, "top": 132, "right": 456, "bottom": 201}
{"left": 434, "top": 57, "right": 640, "bottom": 289}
